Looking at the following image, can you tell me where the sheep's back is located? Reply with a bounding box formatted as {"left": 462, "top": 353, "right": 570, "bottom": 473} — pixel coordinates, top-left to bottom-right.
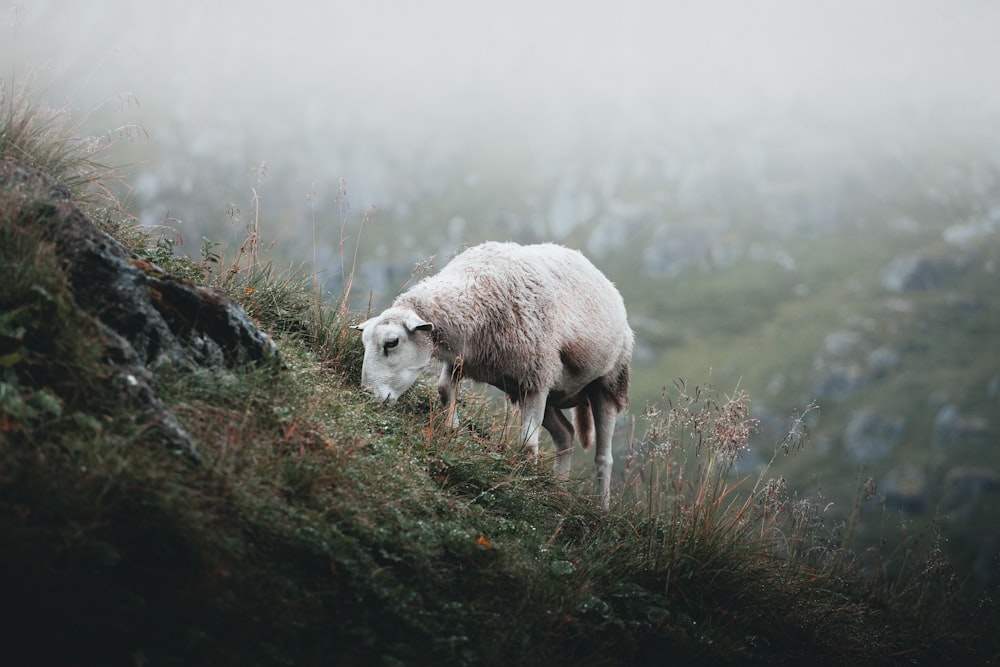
{"left": 396, "top": 242, "right": 632, "bottom": 393}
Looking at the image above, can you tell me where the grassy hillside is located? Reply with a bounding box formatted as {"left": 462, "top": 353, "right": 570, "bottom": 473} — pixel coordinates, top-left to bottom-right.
{"left": 2, "top": 92, "right": 998, "bottom": 666}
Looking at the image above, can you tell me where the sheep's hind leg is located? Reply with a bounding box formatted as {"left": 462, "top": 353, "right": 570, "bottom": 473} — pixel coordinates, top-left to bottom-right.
{"left": 543, "top": 404, "right": 574, "bottom": 477}
{"left": 589, "top": 391, "right": 618, "bottom": 509}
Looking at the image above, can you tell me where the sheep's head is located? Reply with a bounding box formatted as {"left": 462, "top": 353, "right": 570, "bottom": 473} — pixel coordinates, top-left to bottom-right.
{"left": 351, "top": 307, "right": 434, "bottom": 402}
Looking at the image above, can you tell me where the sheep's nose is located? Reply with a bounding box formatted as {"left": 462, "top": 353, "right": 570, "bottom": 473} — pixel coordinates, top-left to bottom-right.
{"left": 359, "top": 385, "right": 394, "bottom": 404}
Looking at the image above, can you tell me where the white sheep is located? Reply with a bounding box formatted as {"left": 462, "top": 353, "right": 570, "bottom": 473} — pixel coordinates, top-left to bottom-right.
{"left": 352, "top": 241, "right": 634, "bottom": 507}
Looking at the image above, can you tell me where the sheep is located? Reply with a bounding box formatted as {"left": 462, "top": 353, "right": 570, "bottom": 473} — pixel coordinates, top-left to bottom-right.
{"left": 352, "top": 241, "right": 634, "bottom": 507}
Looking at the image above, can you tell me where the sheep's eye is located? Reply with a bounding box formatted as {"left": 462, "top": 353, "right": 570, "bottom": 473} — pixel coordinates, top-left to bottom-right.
{"left": 383, "top": 337, "right": 399, "bottom": 355}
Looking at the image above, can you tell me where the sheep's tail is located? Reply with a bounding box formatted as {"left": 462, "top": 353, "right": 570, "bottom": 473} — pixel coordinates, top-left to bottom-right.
{"left": 574, "top": 394, "right": 595, "bottom": 450}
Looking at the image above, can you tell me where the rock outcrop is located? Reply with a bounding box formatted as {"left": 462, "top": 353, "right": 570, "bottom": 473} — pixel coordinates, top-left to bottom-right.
{"left": 1, "top": 158, "right": 281, "bottom": 460}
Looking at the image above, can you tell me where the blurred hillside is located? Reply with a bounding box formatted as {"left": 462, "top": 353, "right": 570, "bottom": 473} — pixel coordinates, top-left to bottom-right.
{"left": 101, "top": 104, "right": 1000, "bottom": 588}
{"left": 4, "top": 0, "right": 999, "bottom": 585}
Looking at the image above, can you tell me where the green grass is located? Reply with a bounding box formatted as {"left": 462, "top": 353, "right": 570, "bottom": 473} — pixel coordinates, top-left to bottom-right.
{"left": 2, "top": 89, "right": 998, "bottom": 666}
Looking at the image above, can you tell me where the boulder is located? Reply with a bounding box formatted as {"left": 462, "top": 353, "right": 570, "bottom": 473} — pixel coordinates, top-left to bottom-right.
{"left": 932, "top": 405, "right": 990, "bottom": 448}
{"left": 943, "top": 466, "right": 1000, "bottom": 499}
{"left": 882, "top": 255, "right": 963, "bottom": 292}
{"left": 882, "top": 463, "right": 929, "bottom": 513}
{"left": 1, "top": 158, "right": 282, "bottom": 459}
{"left": 812, "top": 363, "right": 869, "bottom": 400}
{"left": 866, "top": 345, "right": 901, "bottom": 377}
{"left": 842, "top": 408, "right": 906, "bottom": 463}
{"left": 823, "top": 330, "right": 863, "bottom": 357}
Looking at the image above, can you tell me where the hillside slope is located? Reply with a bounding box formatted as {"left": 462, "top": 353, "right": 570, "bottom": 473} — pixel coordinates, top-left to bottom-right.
{"left": 1, "top": 115, "right": 998, "bottom": 664}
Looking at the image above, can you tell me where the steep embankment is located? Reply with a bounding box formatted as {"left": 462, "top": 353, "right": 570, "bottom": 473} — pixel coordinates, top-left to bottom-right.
{"left": 1, "top": 158, "right": 996, "bottom": 665}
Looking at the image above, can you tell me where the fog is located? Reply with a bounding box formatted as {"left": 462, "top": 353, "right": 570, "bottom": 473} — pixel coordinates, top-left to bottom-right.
{"left": 6, "top": 0, "right": 1000, "bottom": 370}
{"left": 7, "top": 0, "right": 1000, "bottom": 411}
{"left": 7, "top": 0, "right": 1000, "bottom": 216}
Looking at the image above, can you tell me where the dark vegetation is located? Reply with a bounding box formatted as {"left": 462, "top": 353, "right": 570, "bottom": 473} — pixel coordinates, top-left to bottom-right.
{"left": 2, "top": 89, "right": 998, "bottom": 666}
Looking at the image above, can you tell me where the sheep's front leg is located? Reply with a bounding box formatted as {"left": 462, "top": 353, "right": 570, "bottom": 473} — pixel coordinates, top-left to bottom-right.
{"left": 519, "top": 391, "right": 547, "bottom": 460}
{"left": 437, "top": 362, "right": 460, "bottom": 429}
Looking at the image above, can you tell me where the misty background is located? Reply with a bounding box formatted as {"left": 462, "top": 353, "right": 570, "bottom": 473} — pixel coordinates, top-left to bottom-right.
{"left": 4, "top": 0, "right": 1000, "bottom": 584}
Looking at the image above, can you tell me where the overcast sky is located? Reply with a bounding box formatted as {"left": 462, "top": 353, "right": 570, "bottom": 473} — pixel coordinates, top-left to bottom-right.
{"left": 4, "top": 0, "right": 1000, "bottom": 206}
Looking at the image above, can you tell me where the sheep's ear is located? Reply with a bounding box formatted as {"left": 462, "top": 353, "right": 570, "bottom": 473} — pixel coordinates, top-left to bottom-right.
{"left": 405, "top": 314, "right": 433, "bottom": 333}
{"left": 351, "top": 317, "right": 375, "bottom": 332}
